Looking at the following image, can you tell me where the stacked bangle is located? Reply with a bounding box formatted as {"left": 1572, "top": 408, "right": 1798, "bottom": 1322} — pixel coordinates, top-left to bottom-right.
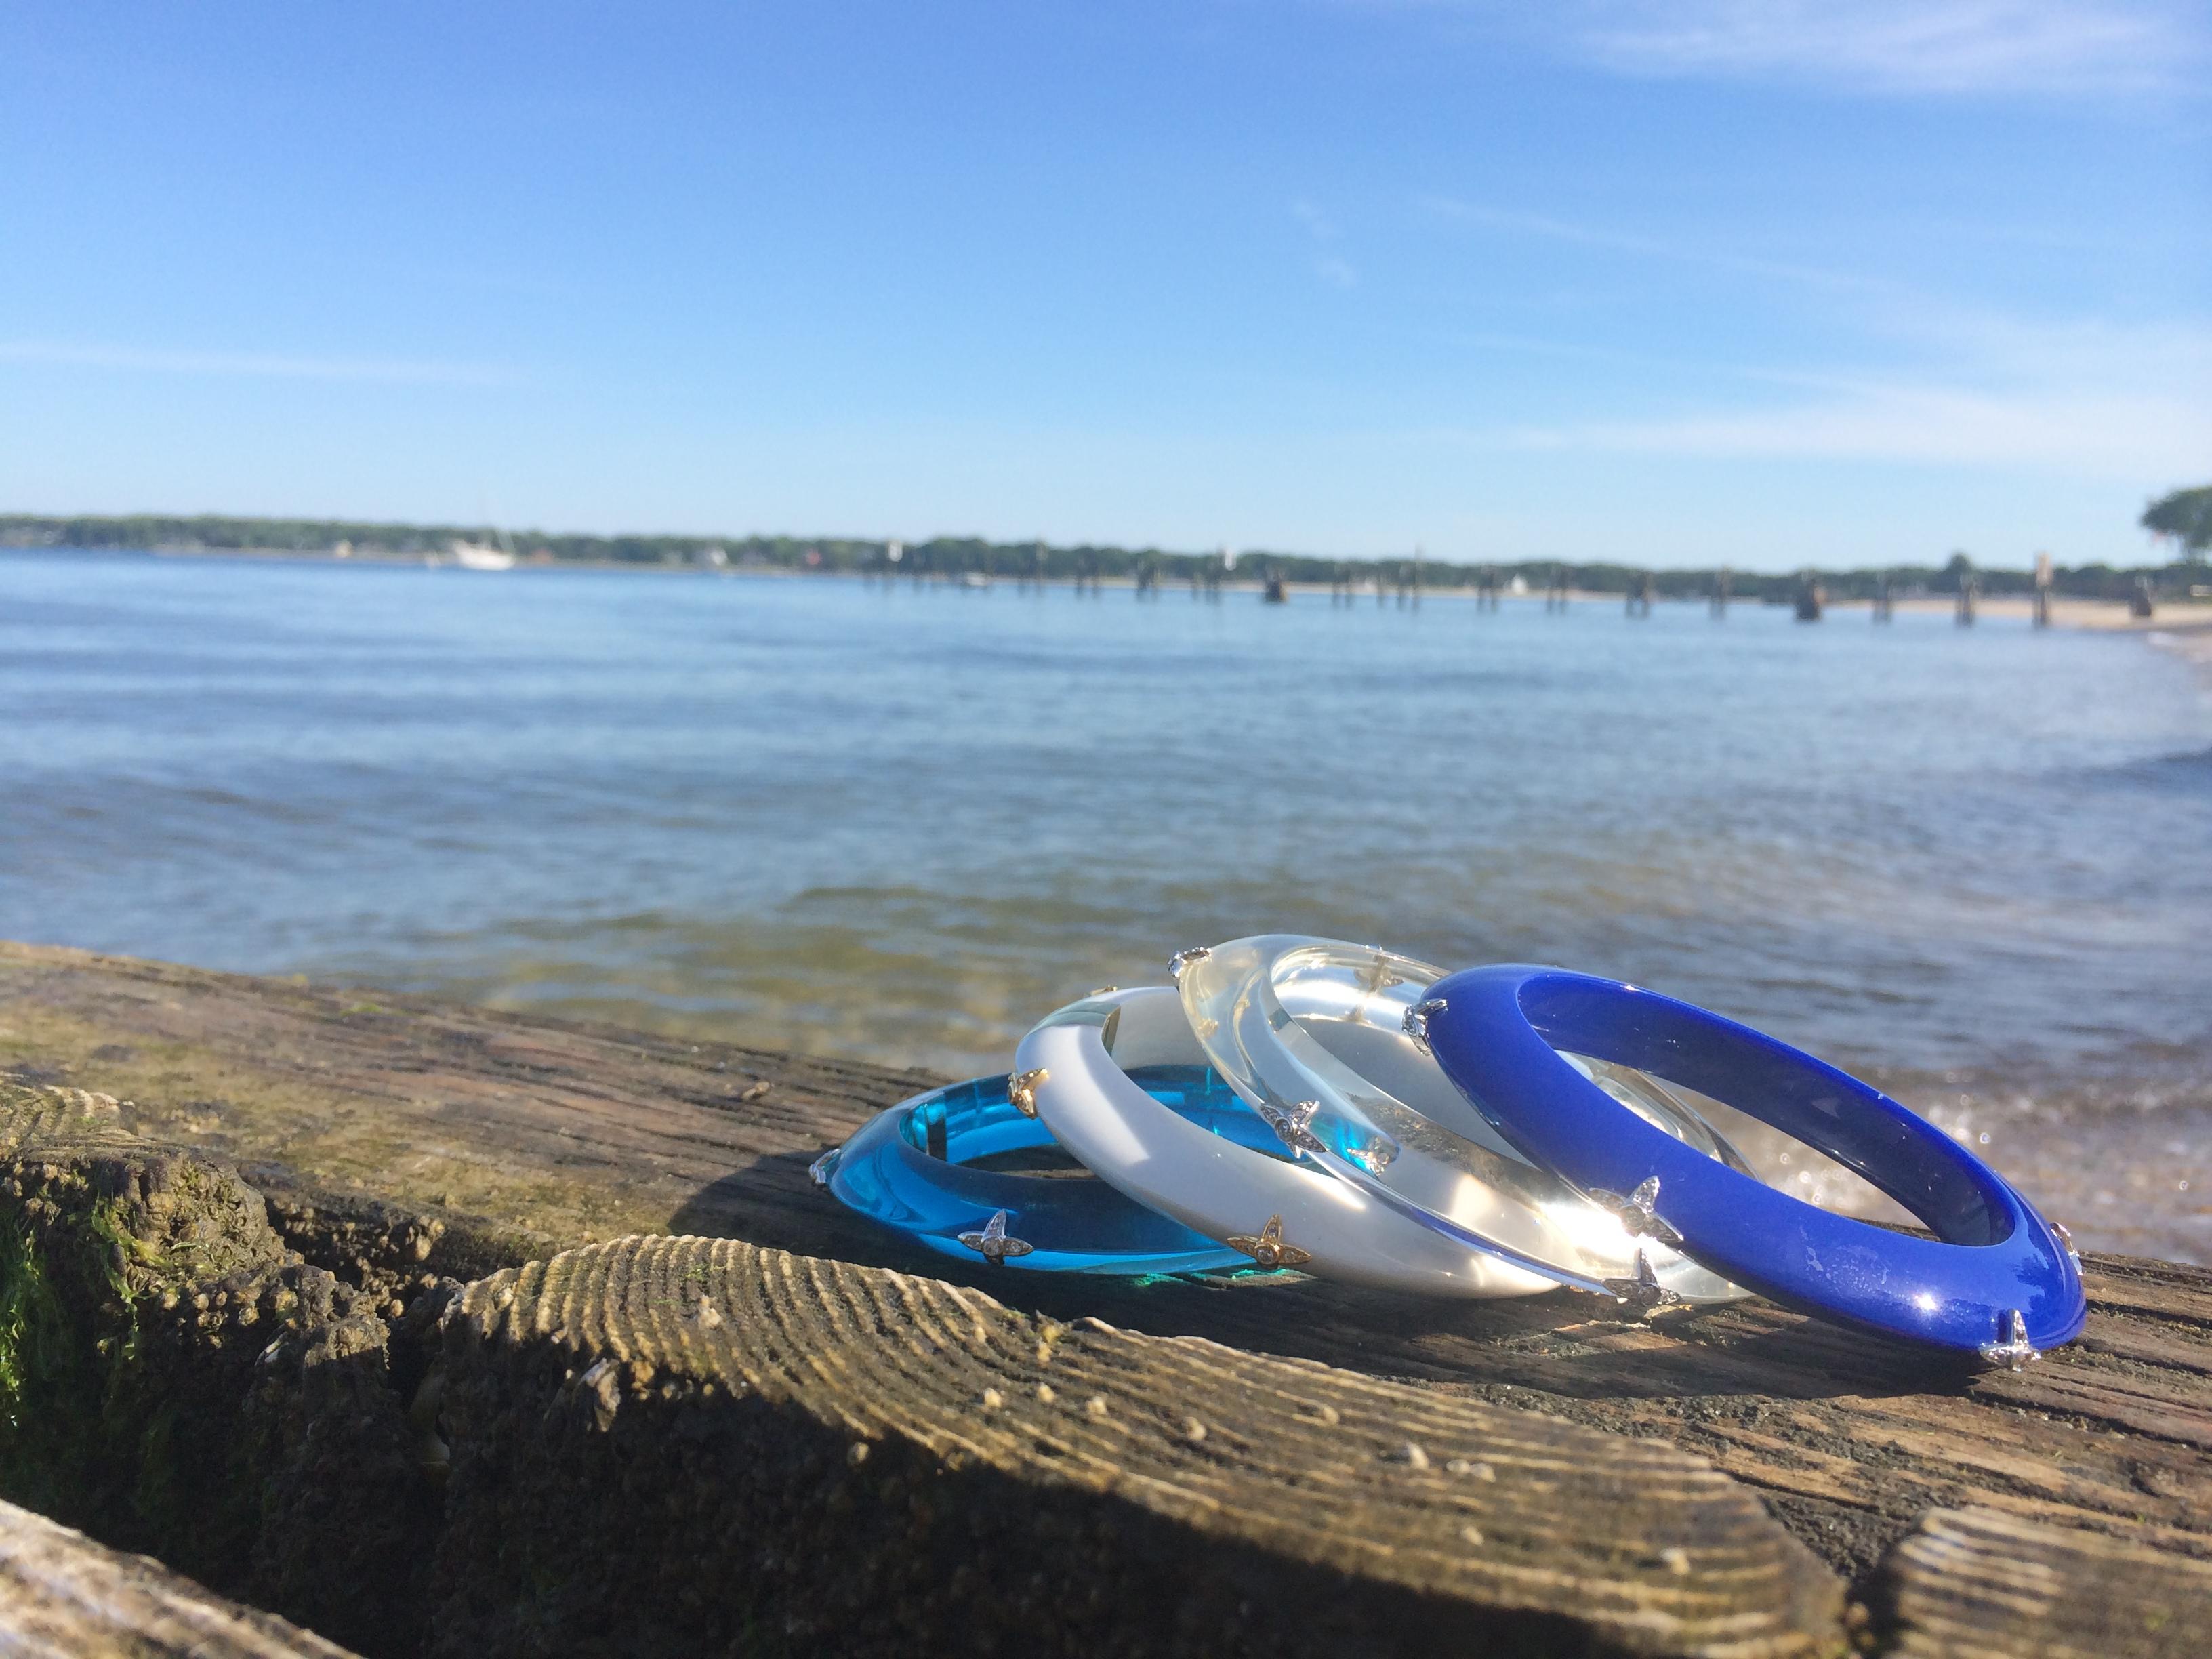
{"left": 814, "top": 1071, "right": 1249, "bottom": 1275}
{"left": 1174, "top": 935, "right": 1750, "bottom": 1305}
{"left": 1012, "top": 986, "right": 1555, "bottom": 1298}
{"left": 1416, "top": 965, "right": 2087, "bottom": 1358}
{"left": 806, "top": 941, "right": 2085, "bottom": 1364}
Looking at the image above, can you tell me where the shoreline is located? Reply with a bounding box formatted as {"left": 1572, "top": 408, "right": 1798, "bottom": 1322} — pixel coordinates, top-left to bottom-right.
{"left": 17, "top": 540, "right": 2212, "bottom": 635}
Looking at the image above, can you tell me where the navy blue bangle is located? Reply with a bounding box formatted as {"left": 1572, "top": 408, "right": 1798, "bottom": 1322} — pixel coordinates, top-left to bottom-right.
{"left": 1415, "top": 966, "right": 2087, "bottom": 1359}
{"left": 812, "top": 1067, "right": 1258, "bottom": 1275}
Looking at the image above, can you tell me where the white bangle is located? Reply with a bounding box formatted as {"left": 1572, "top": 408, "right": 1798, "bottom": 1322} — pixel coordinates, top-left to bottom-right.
{"left": 1014, "top": 985, "right": 1555, "bottom": 1298}
{"left": 1174, "top": 935, "right": 1750, "bottom": 1306}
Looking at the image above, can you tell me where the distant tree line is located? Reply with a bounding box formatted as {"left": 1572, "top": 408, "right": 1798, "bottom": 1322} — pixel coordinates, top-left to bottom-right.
{"left": 3, "top": 510, "right": 2205, "bottom": 602}
{"left": 2142, "top": 485, "right": 2211, "bottom": 558}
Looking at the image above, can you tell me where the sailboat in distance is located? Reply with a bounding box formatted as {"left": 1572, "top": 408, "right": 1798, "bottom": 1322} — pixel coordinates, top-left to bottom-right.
{"left": 447, "top": 523, "right": 518, "bottom": 571}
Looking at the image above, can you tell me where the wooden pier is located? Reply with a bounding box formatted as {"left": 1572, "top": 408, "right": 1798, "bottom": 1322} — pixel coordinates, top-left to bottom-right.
{"left": 0, "top": 939, "right": 2206, "bottom": 1658}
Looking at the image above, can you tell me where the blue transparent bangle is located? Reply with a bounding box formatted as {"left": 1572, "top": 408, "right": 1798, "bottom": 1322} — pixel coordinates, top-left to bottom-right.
{"left": 1414, "top": 966, "right": 2087, "bottom": 1360}
{"left": 813, "top": 1067, "right": 1264, "bottom": 1275}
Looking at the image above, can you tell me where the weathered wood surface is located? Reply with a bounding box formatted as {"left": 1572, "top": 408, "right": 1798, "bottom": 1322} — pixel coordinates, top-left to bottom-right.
{"left": 0, "top": 1080, "right": 431, "bottom": 1656}
{"left": 1874, "top": 1507, "right": 2212, "bottom": 1658}
{"left": 3, "top": 940, "right": 2210, "bottom": 1649}
{"left": 434, "top": 1233, "right": 1843, "bottom": 1657}
{"left": 0, "top": 1080, "right": 1841, "bottom": 1658}
{"left": 0, "top": 1496, "right": 361, "bottom": 1659}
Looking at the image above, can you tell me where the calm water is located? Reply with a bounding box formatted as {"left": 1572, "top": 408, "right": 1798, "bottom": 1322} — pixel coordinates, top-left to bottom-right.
{"left": 4, "top": 551, "right": 2208, "bottom": 1257}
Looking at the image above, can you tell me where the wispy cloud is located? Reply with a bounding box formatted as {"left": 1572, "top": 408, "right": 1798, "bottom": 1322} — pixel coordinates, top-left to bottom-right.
{"left": 1508, "top": 383, "right": 2212, "bottom": 480}
{"left": 1459, "top": 310, "right": 2212, "bottom": 480}
{"left": 0, "top": 339, "right": 512, "bottom": 386}
{"left": 1343, "top": 1, "right": 2207, "bottom": 97}
{"left": 1421, "top": 197, "right": 1886, "bottom": 293}
{"left": 1574, "top": 0, "right": 2203, "bottom": 97}
{"left": 1416, "top": 192, "right": 2212, "bottom": 480}
{"left": 1291, "top": 199, "right": 1358, "bottom": 287}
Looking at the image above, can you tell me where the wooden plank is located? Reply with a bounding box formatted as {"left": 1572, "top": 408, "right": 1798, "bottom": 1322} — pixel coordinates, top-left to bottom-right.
{"left": 0, "top": 1496, "right": 360, "bottom": 1658}
{"left": 1873, "top": 1506, "right": 2212, "bottom": 1658}
{"left": 3, "top": 939, "right": 2209, "bottom": 1591}
{"left": 433, "top": 1233, "right": 1847, "bottom": 1658}
{"left": 0, "top": 1074, "right": 1844, "bottom": 1657}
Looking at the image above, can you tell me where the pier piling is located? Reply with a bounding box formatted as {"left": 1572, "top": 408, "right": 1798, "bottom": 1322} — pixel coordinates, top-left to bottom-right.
{"left": 1794, "top": 571, "right": 1824, "bottom": 622}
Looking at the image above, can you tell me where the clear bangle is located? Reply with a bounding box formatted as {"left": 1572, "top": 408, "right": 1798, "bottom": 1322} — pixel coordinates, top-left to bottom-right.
{"left": 1174, "top": 935, "right": 1751, "bottom": 1306}
{"left": 1014, "top": 986, "right": 1555, "bottom": 1298}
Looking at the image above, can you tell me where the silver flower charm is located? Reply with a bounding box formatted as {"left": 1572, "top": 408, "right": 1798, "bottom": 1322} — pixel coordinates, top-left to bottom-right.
{"left": 1227, "top": 1214, "right": 1312, "bottom": 1270}
{"left": 1401, "top": 998, "right": 1446, "bottom": 1054}
{"left": 1168, "top": 946, "right": 1212, "bottom": 982}
{"left": 2051, "top": 1220, "right": 2083, "bottom": 1271}
{"left": 1353, "top": 953, "right": 1405, "bottom": 998}
{"left": 957, "top": 1210, "right": 1035, "bottom": 1265}
{"left": 1347, "top": 1136, "right": 1399, "bottom": 1174}
{"left": 1601, "top": 1248, "right": 1683, "bottom": 1313}
{"left": 1256, "top": 1098, "right": 1325, "bottom": 1158}
{"left": 1978, "top": 1309, "right": 2040, "bottom": 1370}
{"left": 1591, "top": 1176, "right": 1685, "bottom": 1250}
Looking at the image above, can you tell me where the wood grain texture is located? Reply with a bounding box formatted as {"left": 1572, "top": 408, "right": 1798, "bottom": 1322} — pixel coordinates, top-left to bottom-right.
{"left": 434, "top": 1233, "right": 1846, "bottom": 1658}
{"left": 3, "top": 940, "right": 2207, "bottom": 1597}
{"left": 1872, "top": 1507, "right": 2212, "bottom": 1658}
{"left": 0, "top": 1082, "right": 432, "bottom": 1657}
{"left": 0, "top": 1496, "right": 360, "bottom": 1659}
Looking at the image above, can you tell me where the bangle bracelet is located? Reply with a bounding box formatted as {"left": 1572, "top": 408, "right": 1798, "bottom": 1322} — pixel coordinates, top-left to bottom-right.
{"left": 1015, "top": 987, "right": 1555, "bottom": 1298}
{"left": 814, "top": 1072, "right": 1248, "bottom": 1275}
{"left": 1175, "top": 936, "right": 1750, "bottom": 1306}
{"left": 1416, "top": 965, "right": 2087, "bottom": 1359}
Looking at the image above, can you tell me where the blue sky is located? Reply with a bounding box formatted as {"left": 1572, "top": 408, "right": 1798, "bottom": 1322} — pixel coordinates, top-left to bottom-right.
{"left": 3, "top": 2, "right": 2207, "bottom": 570}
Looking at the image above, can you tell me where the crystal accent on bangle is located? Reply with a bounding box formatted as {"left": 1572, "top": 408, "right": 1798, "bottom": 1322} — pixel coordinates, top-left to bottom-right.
{"left": 1007, "top": 1068, "right": 1049, "bottom": 1119}
{"left": 957, "top": 1210, "right": 1034, "bottom": 1264}
{"left": 2051, "top": 1221, "right": 2082, "bottom": 1270}
{"left": 1978, "top": 1308, "right": 2040, "bottom": 1370}
{"left": 1353, "top": 952, "right": 1406, "bottom": 1000}
{"left": 1227, "top": 1214, "right": 1311, "bottom": 1269}
{"left": 1401, "top": 997, "right": 1446, "bottom": 1054}
{"left": 1256, "top": 1098, "right": 1324, "bottom": 1158}
{"left": 1591, "top": 1176, "right": 1685, "bottom": 1250}
{"left": 1347, "top": 1136, "right": 1399, "bottom": 1174}
{"left": 1602, "top": 1248, "right": 1682, "bottom": 1312}
{"left": 1168, "top": 947, "right": 1212, "bottom": 982}
{"left": 808, "top": 1147, "right": 840, "bottom": 1189}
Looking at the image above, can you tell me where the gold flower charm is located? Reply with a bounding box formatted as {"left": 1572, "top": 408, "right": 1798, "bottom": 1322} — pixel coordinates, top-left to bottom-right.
{"left": 957, "top": 1210, "right": 1034, "bottom": 1265}
{"left": 1227, "top": 1214, "right": 1311, "bottom": 1269}
{"left": 1007, "top": 1067, "right": 1049, "bottom": 1118}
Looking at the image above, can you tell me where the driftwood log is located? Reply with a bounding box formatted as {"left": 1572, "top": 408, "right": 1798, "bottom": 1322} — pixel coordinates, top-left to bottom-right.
{"left": 0, "top": 1496, "right": 360, "bottom": 1658}
{"left": 0, "top": 939, "right": 2207, "bottom": 1656}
